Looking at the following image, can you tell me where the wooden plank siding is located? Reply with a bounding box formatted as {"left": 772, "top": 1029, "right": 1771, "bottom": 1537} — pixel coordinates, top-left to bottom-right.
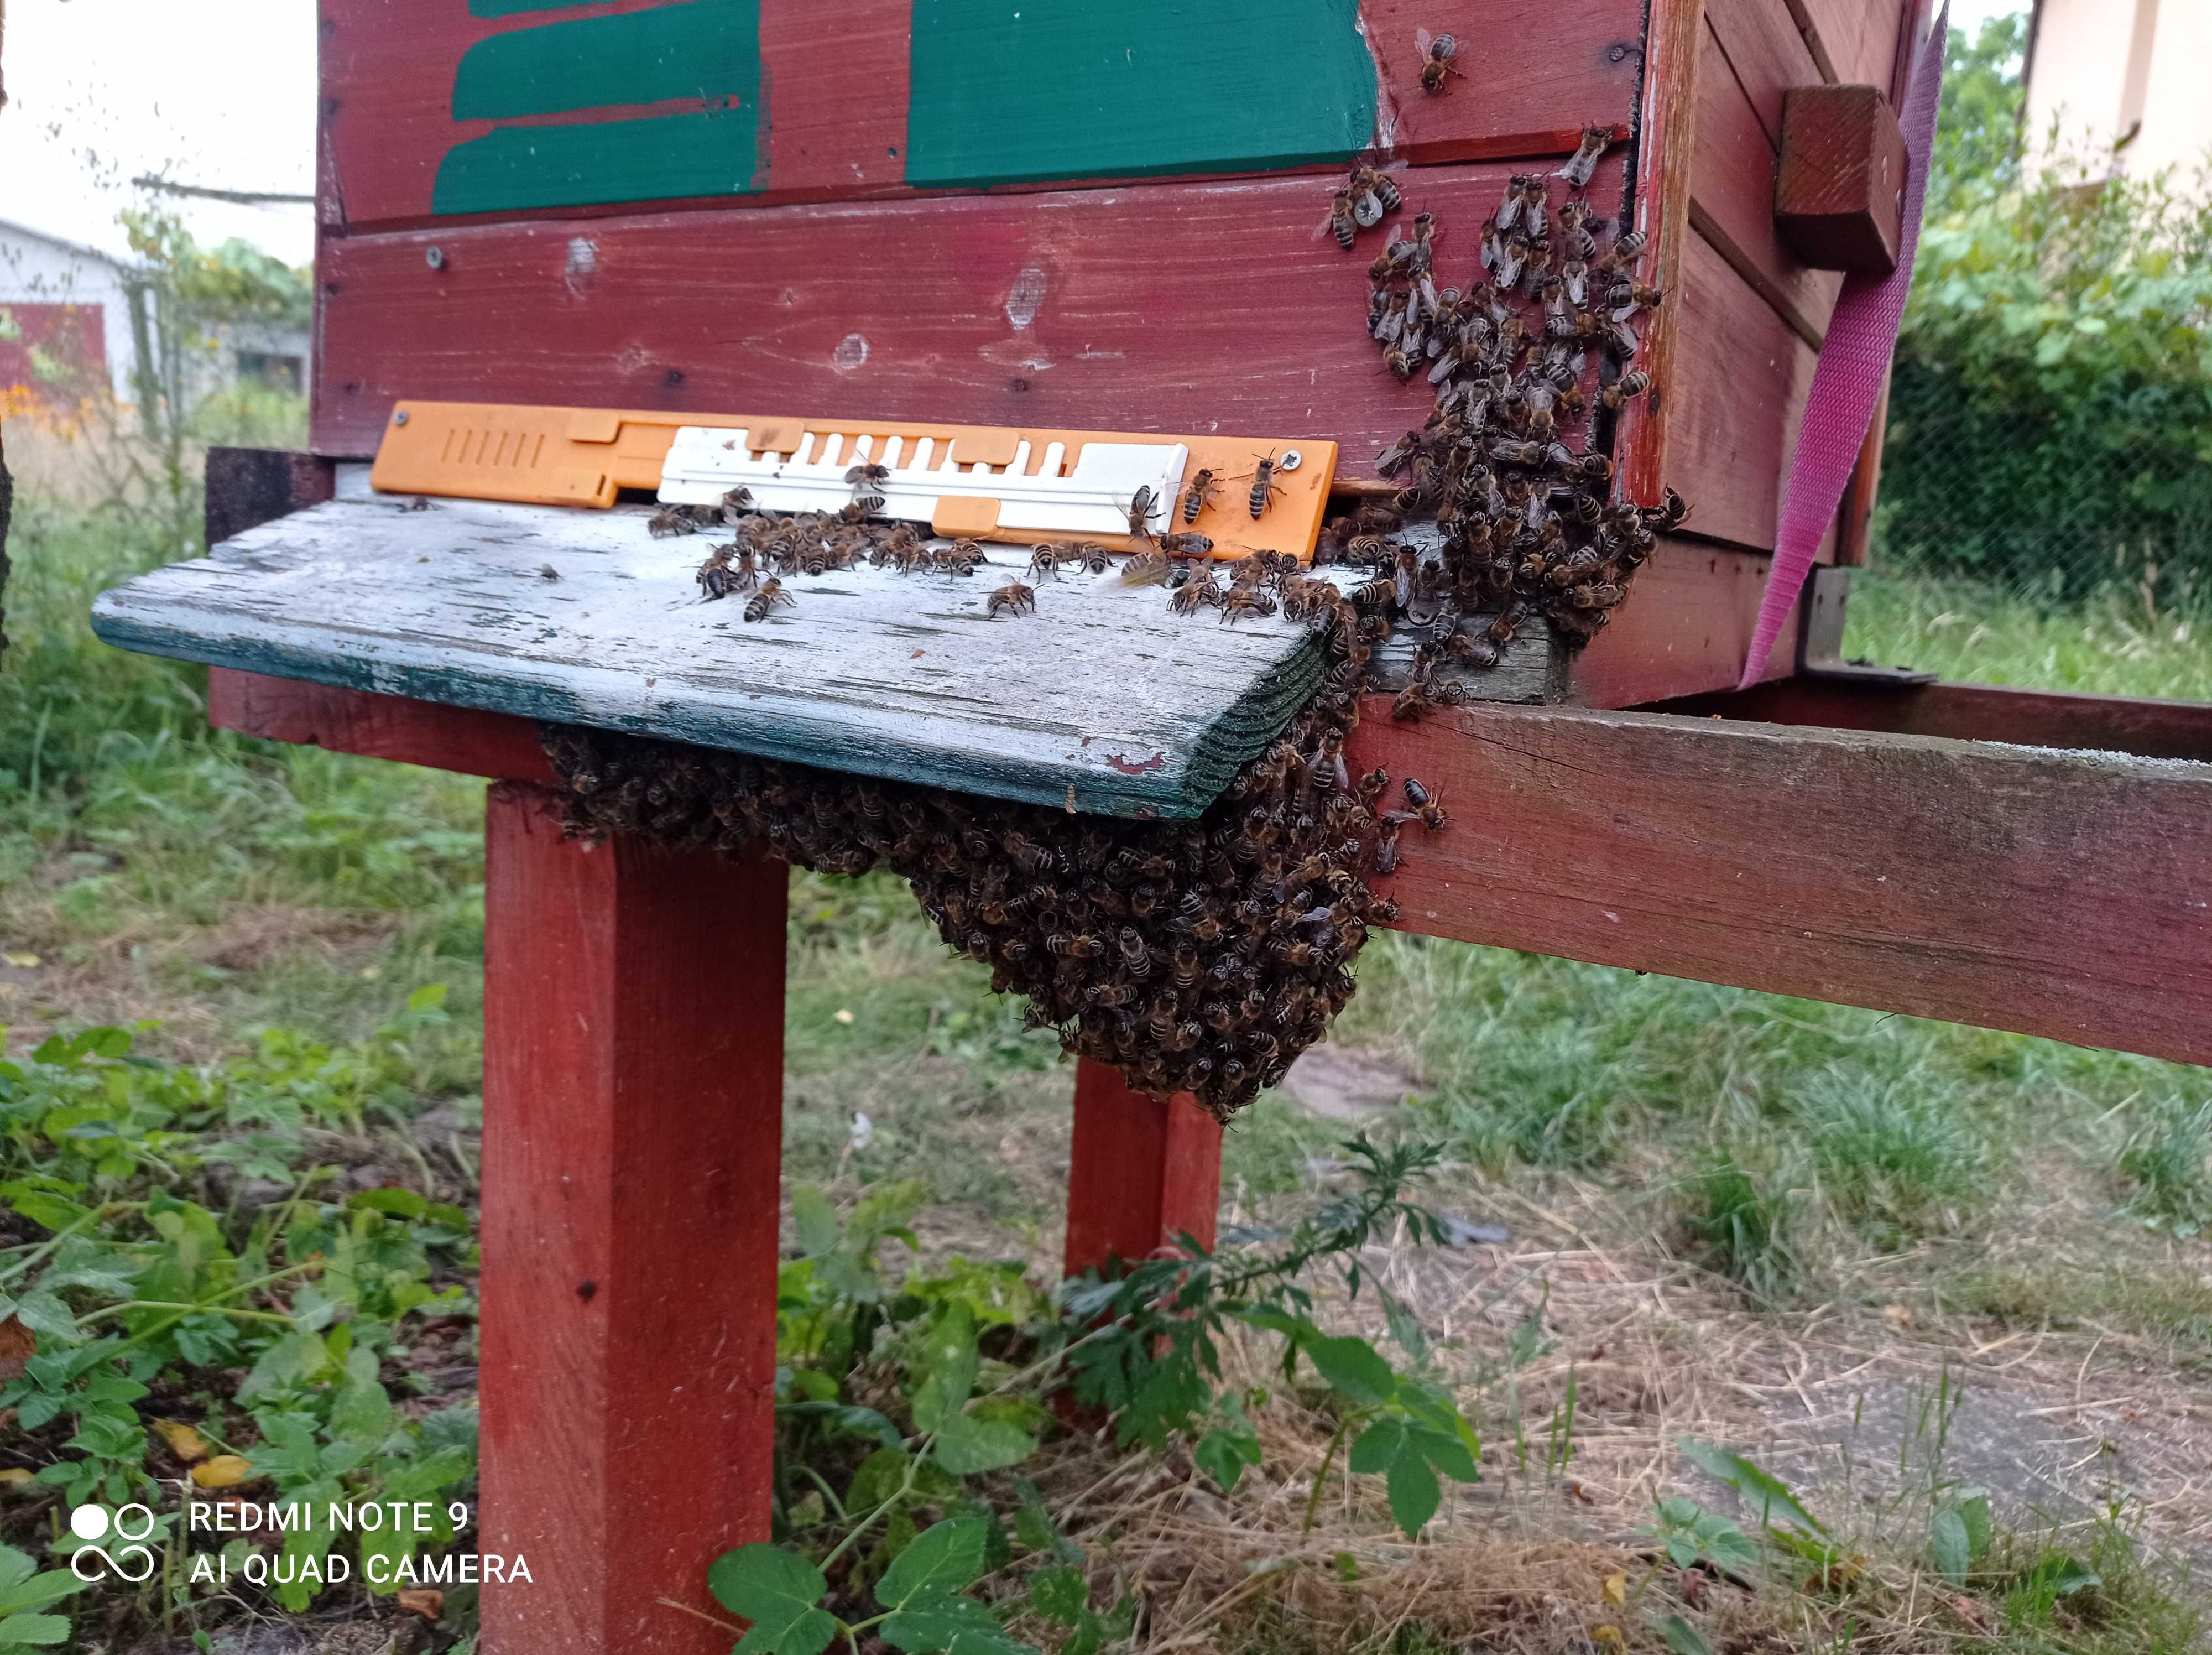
{"left": 310, "top": 159, "right": 1625, "bottom": 466}
{"left": 205, "top": 670, "right": 2212, "bottom": 1071}
{"left": 317, "top": 0, "right": 1644, "bottom": 232}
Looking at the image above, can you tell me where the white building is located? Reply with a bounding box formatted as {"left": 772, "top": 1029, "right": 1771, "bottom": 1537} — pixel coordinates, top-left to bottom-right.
{"left": 2024, "top": 0, "right": 2212, "bottom": 184}
{"left": 0, "top": 216, "right": 144, "bottom": 402}
{"left": 0, "top": 215, "right": 311, "bottom": 410}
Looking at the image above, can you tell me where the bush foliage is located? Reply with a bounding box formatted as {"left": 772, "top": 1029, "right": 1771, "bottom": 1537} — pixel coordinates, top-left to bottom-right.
{"left": 1877, "top": 18, "right": 2212, "bottom": 605}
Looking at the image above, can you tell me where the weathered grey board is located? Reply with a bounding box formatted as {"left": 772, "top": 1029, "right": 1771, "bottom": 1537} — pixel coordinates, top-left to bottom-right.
{"left": 92, "top": 488, "right": 1347, "bottom": 819}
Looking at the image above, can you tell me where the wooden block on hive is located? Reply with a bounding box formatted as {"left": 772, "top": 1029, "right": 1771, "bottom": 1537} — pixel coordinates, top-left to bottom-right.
{"left": 1773, "top": 83, "right": 1908, "bottom": 274}
{"left": 91, "top": 481, "right": 1335, "bottom": 820}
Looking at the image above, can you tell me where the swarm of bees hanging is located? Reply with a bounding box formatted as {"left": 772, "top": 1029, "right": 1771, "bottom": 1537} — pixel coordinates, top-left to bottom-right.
{"left": 541, "top": 568, "right": 1433, "bottom": 1116}
{"left": 1313, "top": 126, "right": 1688, "bottom": 685}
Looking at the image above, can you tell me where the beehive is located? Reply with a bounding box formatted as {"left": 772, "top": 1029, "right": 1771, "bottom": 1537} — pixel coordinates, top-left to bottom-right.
{"left": 310, "top": 0, "right": 1926, "bottom": 707}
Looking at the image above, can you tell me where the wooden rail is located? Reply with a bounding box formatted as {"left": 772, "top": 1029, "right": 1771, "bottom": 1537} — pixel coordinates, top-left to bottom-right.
{"left": 210, "top": 668, "right": 2212, "bottom": 1070}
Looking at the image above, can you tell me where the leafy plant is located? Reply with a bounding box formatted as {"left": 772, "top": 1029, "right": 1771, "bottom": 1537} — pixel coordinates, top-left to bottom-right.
{"left": 710, "top": 1134, "right": 1473, "bottom": 1655}
{"left": 1059, "top": 1133, "right": 1481, "bottom": 1539}
{"left": 1645, "top": 1496, "right": 1759, "bottom": 1578}
{"left": 0, "top": 1543, "right": 79, "bottom": 1648}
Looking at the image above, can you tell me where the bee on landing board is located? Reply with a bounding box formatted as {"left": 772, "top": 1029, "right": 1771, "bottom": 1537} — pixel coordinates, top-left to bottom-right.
{"left": 741, "top": 577, "right": 795, "bottom": 623}
{"left": 986, "top": 581, "right": 1036, "bottom": 619}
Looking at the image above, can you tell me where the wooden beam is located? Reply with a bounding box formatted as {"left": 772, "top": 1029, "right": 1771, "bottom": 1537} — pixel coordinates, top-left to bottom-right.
{"left": 1652, "top": 678, "right": 2212, "bottom": 765}
{"left": 1773, "top": 83, "right": 1907, "bottom": 274}
{"left": 1063, "top": 1060, "right": 1224, "bottom": 1275}
{"left": 207, "top": 669, "right": 555, "bottom": 783}
{"left": 207, "top": 671, "right": 2212, "bottom": 1067}
{"left": 480, "top": 783, "right": 788, "bottom": 1654}
{"left": 1613, "top": 0, "right": 1705, "bottom": 511}
{"left": 1348, "top": 696, "right": 2212, "bottom": 1068}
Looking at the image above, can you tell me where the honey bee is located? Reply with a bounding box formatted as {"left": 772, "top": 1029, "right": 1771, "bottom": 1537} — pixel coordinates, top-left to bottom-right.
{"left": 1556, "top": 123, "right": 1613, "bottom": 189}
{"left": 1119, "top": 550, "right": 1173, "bottom": 587}
{"left": 697, "top": 544, "right": 760, "bottom": 601}
{"left": 1598, "top": 227, "right": 1648, "bottom": 273}
{"left": 1170, "top": 568, "right": 1223, "bottom": 615}
{"left": 844, "top": 461, "right": 891, "bottom": 493}
{"left": 1322, "top": 189, "right": 1359, "bottom": 251}
{"left": 1641, "top": 487, "right": 1690, "bottom": 532}
{"left": 648, "top": 503, "right": 703, "bottom": 538}
{"left": 1157, "top": 532, "right": 1215, "bottom": 559}
{"left": 742, "top": 577, "right": 795, "bottom": 623}
{"left": 1247, "top": 452, "right": 1285, "bottom": 519}
{"left": 1349, "top": 160, "right": 1401, "bottom": 218}
{"left": 1606, "top": 280, "right": 1663, "bottom": 317}
{"left": 1027, "top": 543, "right": 1066, "bottom": 582}
{"left": 1600, "top": 367, "right": 1652, "bottom": 410}
{"left": 1072, "top": 541, "right": 1112, "bottom": 573}
{"left": 1493, "top": 234, "right": 1530, "bottom": 291}
{"left": 1218, "top": 587, "right": 1279, "bottom": 624}
{"left": 1180, "top": 468, "right": 1220, "bottom": 524}
{"left": 1403, "top": 778, "right": 1448, "bottom": 830}
{"left": 1415, "top": 27, "right": 1460, "bottom": 93}
{"left": 1125, "top": 485, "right": 1160, "bottom": 542}
{"left": 987, "top": 581, "right": 1036, "bottom": 619}
{"left": 1373, "top": 814, "right": 1404, "bottom": 873}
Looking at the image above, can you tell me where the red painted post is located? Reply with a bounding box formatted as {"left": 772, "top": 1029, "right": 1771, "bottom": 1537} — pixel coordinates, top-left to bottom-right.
{"left": 479, "top": 784, "right": 789, "bottom": 1654}
{"left": 1062, "top": 1058, "right": 1224, "bottom": 1276}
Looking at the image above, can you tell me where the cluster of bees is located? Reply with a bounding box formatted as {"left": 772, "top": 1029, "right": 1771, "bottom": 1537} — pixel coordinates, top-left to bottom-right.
{"left": 1321, "top": 126, "right": 1686, "bottom": 670}
{"left": 541, "top": 638, "right": 1424, "bottom": 1116}
{"left": 658, "top": 485, "right": 995, "bottom": 622}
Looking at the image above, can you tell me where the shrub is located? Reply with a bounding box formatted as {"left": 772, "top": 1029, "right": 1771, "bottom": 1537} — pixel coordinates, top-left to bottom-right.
{"left": 1876, "top": 20, "right": 2212, "bottom": 607}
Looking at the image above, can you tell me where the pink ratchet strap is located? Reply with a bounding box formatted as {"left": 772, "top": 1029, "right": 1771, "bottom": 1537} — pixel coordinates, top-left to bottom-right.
{"left": 1736, "top": 4, "right": 1949, "bottom": 689}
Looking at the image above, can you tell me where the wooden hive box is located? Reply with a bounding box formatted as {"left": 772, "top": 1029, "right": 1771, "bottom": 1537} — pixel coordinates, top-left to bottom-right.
{"left": 309, "top": 0, "right": 1927, "bottom": 710}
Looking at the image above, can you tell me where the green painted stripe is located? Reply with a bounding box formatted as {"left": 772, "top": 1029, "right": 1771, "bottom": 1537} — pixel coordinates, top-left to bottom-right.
{"left": 904, "top": 0, "right": 1378, "bottom": 189}
{"left": 467, "top": 0, "right": 605, "bottom": 19}
{"left": 432, "top": 108, "right": 765, "bottom": 215}
{"left": 452, "top": 0, "right": 761, "bottom": 122}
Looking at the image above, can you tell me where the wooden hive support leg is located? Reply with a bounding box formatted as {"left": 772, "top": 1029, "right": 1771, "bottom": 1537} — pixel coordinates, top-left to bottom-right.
{"left": 1062, "top": 1059, "right": 1224, "bottom": 1276}
{"left": 479, "top": 784, "right": 789, "bottom": 1654}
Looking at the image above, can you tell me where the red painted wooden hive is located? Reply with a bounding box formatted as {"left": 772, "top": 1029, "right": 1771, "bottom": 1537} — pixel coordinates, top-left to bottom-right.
{"left": 311, "top": 0, "right": 1926, "bottom": 707}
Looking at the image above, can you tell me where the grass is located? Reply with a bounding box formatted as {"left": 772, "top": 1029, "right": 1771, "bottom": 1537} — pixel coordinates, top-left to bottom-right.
{"left": 4, "top": 431, "right": 2212, "bottom": 1652}
{"left": 1845, "top": 566, "right": 2212, "bottom": 699}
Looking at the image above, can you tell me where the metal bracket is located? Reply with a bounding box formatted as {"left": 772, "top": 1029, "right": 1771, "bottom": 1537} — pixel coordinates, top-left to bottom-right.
{"left": 1797, "top": 565, "right": 1935, "bottom": 686}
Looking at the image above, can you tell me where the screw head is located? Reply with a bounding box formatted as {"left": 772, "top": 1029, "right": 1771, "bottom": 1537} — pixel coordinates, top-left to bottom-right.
{"left": 425, "top": 246, "right": 446, "bottom": 270}
{"left": 392, "top": 410, "right": 409, "bottom": 425}
{"left": 1279, "top": 450, "right": 1302, "bottom": 471}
